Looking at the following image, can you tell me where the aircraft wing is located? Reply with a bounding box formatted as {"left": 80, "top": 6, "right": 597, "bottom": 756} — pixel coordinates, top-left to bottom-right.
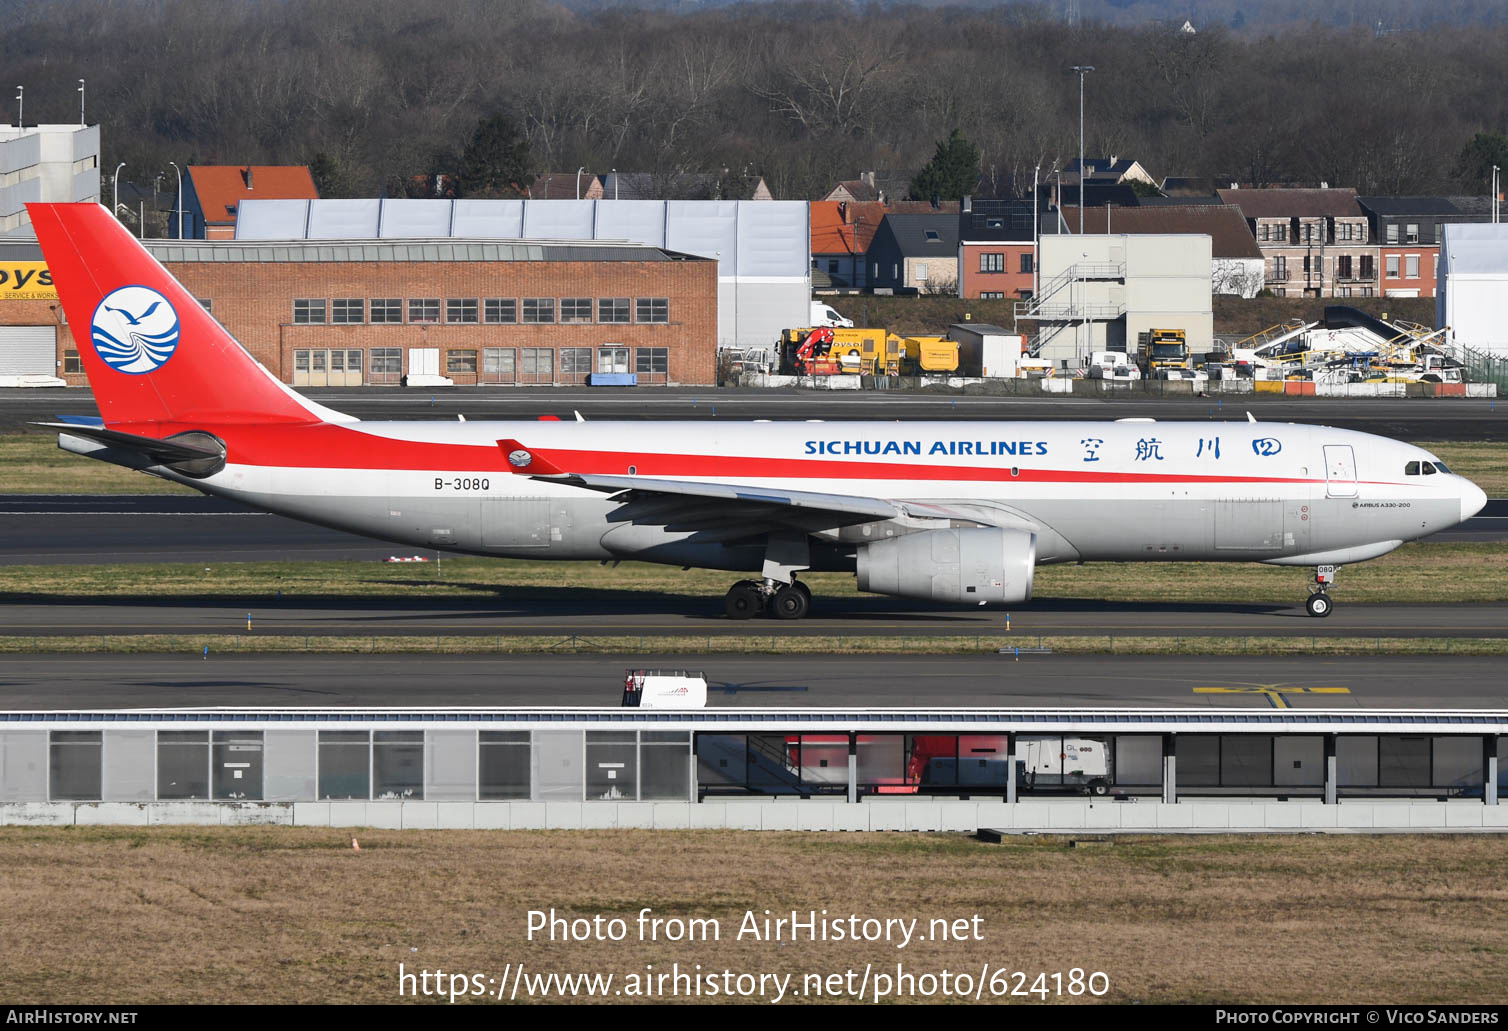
{"left": 495, "top": 438, "right": 1027, "bottom": 539}
{"left": 499, "top": 438, "right": 905, "bottom": 537}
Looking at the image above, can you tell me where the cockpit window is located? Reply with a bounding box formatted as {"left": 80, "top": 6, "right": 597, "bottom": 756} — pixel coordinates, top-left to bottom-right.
{"left": 1422, "top": 462, "right": 1437, "bottom": 475}
{"left": 1433, "top": 461, "right": 1451, "bottom": 473}
{"left": 1405, "top": 461, "right": 1420, "bottom": 476}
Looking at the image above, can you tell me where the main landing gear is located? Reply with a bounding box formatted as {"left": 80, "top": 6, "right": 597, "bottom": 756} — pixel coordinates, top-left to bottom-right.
{"left": 724, "top": 578, "right": 811, "bottom": 620}
{"left": 1305, "top": 564, "right": 1337, "bottom": 618}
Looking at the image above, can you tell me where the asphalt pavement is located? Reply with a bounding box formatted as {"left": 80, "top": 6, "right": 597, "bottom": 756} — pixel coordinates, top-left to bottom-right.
{"left": 0, "top": 653, "right": 1499, "bottom": 710}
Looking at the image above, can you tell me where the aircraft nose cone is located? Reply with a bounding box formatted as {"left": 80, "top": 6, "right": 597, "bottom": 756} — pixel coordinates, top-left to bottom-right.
{"left": 1461, "top": 480, "right": 1488, "bottom": 524}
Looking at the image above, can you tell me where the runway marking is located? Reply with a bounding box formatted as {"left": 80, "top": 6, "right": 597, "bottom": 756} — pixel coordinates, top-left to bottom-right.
{"left": 1194, "top": 684, "right": 1352, "bottom": 709}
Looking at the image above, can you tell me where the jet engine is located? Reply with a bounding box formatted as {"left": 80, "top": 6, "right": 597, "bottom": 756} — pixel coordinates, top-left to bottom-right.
{"left": 856, "top": 527, "right": 1036, "bottom": 604}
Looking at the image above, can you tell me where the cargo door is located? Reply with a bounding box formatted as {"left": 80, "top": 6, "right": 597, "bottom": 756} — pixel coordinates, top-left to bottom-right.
{"left": 1214, "top": 499, "right": 1284, "bottom": 551}
{"left": 1323, "top": 445, "right": 1358, "bottom": 498}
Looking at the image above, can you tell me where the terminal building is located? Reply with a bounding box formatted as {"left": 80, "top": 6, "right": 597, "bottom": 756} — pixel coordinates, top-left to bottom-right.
{"left": 2, "top": 708, "right": 1504, "bottom": 831}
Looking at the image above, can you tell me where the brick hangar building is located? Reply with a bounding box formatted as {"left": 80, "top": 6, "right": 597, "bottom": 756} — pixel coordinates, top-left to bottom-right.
{"left": 0, "top": 236, "right": 718, "bottom": 388}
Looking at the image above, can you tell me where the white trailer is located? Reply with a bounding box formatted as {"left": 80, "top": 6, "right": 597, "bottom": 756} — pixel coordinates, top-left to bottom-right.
{"left": 621, "top": 669, "right": 708, "bottom": 708}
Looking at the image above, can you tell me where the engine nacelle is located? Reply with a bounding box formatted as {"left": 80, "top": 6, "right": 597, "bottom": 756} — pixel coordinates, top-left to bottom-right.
{"left": 857, "top": 527, "right": 1036, "bottom": 605}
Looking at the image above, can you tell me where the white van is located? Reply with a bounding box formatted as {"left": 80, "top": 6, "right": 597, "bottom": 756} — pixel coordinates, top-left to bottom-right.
{"left": 621, "top": 670, "right": 708, "bottom": 708}
{"left": 809, "top": 302, "right": 854, "bottom": 328}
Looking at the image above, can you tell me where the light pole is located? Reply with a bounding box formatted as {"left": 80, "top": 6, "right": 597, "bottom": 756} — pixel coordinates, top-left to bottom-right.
{"left": 168, "top": 161, "right": 183, "bottom": 239}
{"left": 575, "top": 165, "right": 586, "bottom": 200}
{"left": 611, "top": 168, "right": 617, "bottom": 200}
{"left": 14, "top": 86, "right": 21, "bottom": 127}
{"left": 1032, "top": 162, "right": 1040, "bottom": 299}
{"left": 77, "top": 79, "right": 85, "bottom": 126}
{"left": 1070, "top": 65, "right": 1094, "bottom": 238}
{"left": 112, "top": 162, "right": 124, "bottom": 220}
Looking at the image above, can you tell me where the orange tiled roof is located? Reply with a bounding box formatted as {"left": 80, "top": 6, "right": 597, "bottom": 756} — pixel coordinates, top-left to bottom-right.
{"left": 810, "top": 200, "right": 882, "bottom": 255}
{"left": 187, "top": 165, "right": 318, "bottom": 224}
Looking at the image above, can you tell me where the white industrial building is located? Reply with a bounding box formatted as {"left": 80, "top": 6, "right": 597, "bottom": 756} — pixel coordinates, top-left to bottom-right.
{"left": 0, "top": 123, "right": 100, "bottom": 239}
{"left": 235, "top": 198, "right": 811, "bottom": 352}
{"left": 1022, "top": 233, "right": 1214, "bottom": 366}
{"left": 1438, "top": 223, "right": 1508, "bottom": 357}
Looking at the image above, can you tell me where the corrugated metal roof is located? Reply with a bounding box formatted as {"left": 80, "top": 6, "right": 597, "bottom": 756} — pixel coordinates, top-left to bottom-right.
{"left": 142, "top": 239, "right": 703, "bottom": 263}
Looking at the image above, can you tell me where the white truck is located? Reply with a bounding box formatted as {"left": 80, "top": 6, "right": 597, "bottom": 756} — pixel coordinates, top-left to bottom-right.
{"left": 1016, "top": 735, "right": 1113, "bottom": 795}
{"left": 1085, "top": 350, "right": 1141, "bottom": 380}
{"left": 621, "top": 669, "right": 708, "bottom": 708}
{"left": 809, "top": 302, "right": 854, "bottom": 328}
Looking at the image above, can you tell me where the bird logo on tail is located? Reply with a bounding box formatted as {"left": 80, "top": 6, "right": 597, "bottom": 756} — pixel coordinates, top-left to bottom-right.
{"left": 90, "top": 285, "right": 180, "bottom": 374}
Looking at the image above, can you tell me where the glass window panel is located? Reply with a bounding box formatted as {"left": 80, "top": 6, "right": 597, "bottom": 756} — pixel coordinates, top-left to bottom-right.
{"left": 1337, "top": 736, "right": 1379, "bottom": 787}
{"left": 446, "top": 298, "right": 479, "bottom": 324}
{"left": 408, "top": 299, "right": 440, "bottom": 323}
{"left": 373, "top": 731, "right": 424, "bottom": 799}
{"left": 1220, "top": 735, "right": 1272, "bottom": 787}
{"left": 640, "top": 737, "right": 690, "bottom": 800}
{"left": 1378, "top": 736, "right": 1430, "bottom": 787}
{"left": 522, "top": 298, "right": 555, "bottom": 324}
{"left": 598, "top": 298, "right": 631, "bottom": 324}
{"left": 213, "top": 731, "right": 263, "bottom": 800}
{"left": 157, "top": 731, "right": 210, "bottom": 800}
{"left": 1112, "top": 736, "right": 1163, "bottom": 786}
{"left": 586, "top": 732, "right": 637, "bottom": 800}
{"left": 479, "top": 731, "right": 530, "bottom": 800}
{"left": 695, "top": 734, "right": 747, "bottom": 789}
{"left": 293, "top": 299, "right": 326, "bottom": 324}
{"left": 331, "top": 298, "right": 364, "bottom": 324}
{"left": 798, "top": 734, "right": 847, "bottom": 787}
{"left": 484, "top": 298, "right": 517, "bottom": 324}
{"left": 635, "top": 297, "right": 668, "bottom": 323}
{"left": 319, "top": 730, "right": 370, "bottom": 800}
{"left": 49, "top": 731, "right": 102, "bottom": 801}
{"left": 1177, "top": 736, "right": 1221, "bottom": 786}
{"left": 371, "top": 298, "right": 403, "bottom": 323}
{"left": 1432, "top": 737, "right": 1482, "bottom": 788}
{"left": 560, "top": 298, "right": 593, "bottom": 323}
{"left": 446, "top": 350, "right": 478, "bottom": 374}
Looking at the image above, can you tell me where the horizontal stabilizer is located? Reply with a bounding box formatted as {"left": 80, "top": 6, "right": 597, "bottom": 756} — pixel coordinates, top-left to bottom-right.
{"left": 33, "top": 422, "right": 223, "bottom": 464}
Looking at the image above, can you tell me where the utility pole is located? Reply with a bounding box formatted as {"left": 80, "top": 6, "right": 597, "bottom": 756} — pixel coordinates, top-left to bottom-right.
{"left": 77, "top": 79, "right": 85, "bottom": 126}
{"left": 1032, "top": 162, "right": 1040, "bottom": 299}
{"left": 14, "top": 86, "right": 21, "bottom": 127}
{"left": 1070, "top": 66, "right": 1095, "bottom": 238}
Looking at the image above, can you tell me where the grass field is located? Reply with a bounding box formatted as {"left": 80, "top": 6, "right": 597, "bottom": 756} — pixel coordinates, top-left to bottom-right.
{"left": 1, "top": 827, "right": 1504, "bottom": 1005}
{"left": 0, "top": 435, "right": 1501, "bottom": 495}
{"left": 3, "top": 541, "right": 1505, "bottom": 607}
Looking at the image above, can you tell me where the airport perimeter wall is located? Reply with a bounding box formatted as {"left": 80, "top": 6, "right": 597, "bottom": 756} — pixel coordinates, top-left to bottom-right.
{"left": 7, "top": 799, "right": 1508, "bottom": 833}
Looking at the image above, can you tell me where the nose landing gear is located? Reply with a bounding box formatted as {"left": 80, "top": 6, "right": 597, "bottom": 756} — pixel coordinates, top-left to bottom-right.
{"left": 1305, "top": 564, "right": 1337, "bottom": 618}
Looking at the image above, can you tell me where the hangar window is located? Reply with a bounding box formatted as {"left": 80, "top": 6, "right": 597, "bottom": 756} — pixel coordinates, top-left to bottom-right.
{"left": 369, "top": 348, "right": 402, "bottom": 384}
{"left": 520, "top": 347, "right": 554, "bottom": 384}
{"left": 293, "top": 299, "right": 326, "bottom": 324}
{"left": 559, "top": 347, "right": 592, "bottom": 381}
{"left": 446, "top": 298, "right": 479, "bottom": 324}
{"left": 484, "top": 298, "right": 517, "bottom": 324}
{"left": 599, "top": 298, "right": 631, "bottom": 324}
{"left": 49, "top": 731, "right": 102, "bottom": 801}
{"left": 370, "top": 298, "right": 402, "bottom": 324}
{"left": 63, "top": 349, "right": 82, "bottom": 373}
{"left": 635, "top": 297, "right": 668, "bottom": 324}
{"left": 373, "top": 731, "right": 424, "bottom": 800}
{"left": 635, "top": 347, "right": 668, "bottom": 379}
{"left": 331, "top": 298, "right": 363, "bottom": 324}
{"left": 446, "top": 349, "right": 478, "bottom": 374}
{"left": 482, "top": 348, "right": 516, "bottom": 384}
{"left": 408, "top": 299, "right": 440, "bottom": 324}
{"left": 560, "top": 298, "right": 593, "bottom": 323}
{"left": 479, "top": 731, "right": 531, "bottom": 799}
{"left": 522, "top": 298, "right": 556, "bottom": 324}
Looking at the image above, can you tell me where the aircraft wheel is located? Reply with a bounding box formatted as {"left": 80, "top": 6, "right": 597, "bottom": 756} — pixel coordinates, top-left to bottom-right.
{"left": 770, "top": 584, "right": 811, "bottom": 620}
{"left": 724, "top": 581, "right": 765, "bottom": 620}
{"left": 1305, "top": 593, "right": 1333, "bottom": 618}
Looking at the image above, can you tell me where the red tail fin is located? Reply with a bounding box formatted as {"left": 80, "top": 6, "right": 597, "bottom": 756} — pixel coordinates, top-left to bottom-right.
{"left": 28, "top": 202, "right": 325, "bottom": 428}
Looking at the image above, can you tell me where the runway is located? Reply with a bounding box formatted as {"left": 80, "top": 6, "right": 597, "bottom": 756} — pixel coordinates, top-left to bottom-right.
{"left": 0, "top": 494, "right": 1503, "bottom": 566}
{"left": 1, "top": 595, "right": 1504, "bottom": 638}
{"left": 0, "top": 653, "right": 1499, "bottom": 709}
{"left": 5, "top": 385, "right": 1505, "bottom": 439}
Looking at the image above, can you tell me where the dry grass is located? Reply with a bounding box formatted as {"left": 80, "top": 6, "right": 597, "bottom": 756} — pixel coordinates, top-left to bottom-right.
{"left": 2, "top": 541, "right": 1505, "bottom": 607}
{"left": 0, "top": 828, "right": 1504, "bottom": 1005}
{"left": 0, "top": 432, "right": 191, "bottom": 494}
{"left": 1423, "top": 441, "right": 1508, "bottom": 495}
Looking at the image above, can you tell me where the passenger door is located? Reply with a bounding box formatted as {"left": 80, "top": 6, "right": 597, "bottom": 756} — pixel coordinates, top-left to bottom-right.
{"left": 1323, "top": 445, "right": 1358, "bottom": 498}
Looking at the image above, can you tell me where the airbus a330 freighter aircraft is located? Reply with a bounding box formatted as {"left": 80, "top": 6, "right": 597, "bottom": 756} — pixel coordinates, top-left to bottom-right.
{"left": 29, "top": 203, "right": 1487, "bottom": 620}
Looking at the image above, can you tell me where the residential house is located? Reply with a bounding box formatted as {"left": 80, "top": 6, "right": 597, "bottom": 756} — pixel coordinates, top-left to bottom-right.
{"left": 175, "top": 165, "right": 318, "bottom": 239}
{"left": 1357, "top": 196, "right": 1491, "bottom": 299}
{"left": 810, "top": 201, "right": 880, "bottom": 292}
{"left": 529, "top": 171, "right": 605, "bottom": 200}
{"left": 824, "top": 172, "right": 882, "bottom": 203}
{"left": 1217, "top": 188, "right": 1372, "bottom": 298}
{"left": 1064, "top": 156, "right": 1159, "bottom": 189}
{"left": 1055, "top": 204, "right": 1266, "bottom": 298}
{"left": 866, "top": 214, "right": 959, "bottom": 294}
{"left": 957, "top": 198, "right": 1037, "bottom": 300}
